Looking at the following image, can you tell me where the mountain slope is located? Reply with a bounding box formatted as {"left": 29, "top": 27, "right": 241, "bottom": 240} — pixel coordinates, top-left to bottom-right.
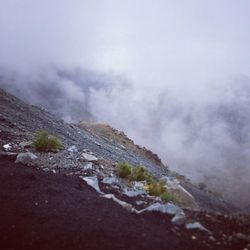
{"left": 0, "top": 88, "right": 238, "bottom": 213}
{"left": 0, "top": 88, "right": 250, "bottom": 250}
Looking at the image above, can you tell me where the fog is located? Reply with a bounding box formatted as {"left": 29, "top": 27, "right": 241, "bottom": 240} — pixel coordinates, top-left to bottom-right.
{"left": 1, "top": 1, "right": 250, "bottom": 207}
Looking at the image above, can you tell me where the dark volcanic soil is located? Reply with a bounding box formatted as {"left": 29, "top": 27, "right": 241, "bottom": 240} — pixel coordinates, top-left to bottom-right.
{"left": 0, "top": 156, "right": 249, "bottom": 250}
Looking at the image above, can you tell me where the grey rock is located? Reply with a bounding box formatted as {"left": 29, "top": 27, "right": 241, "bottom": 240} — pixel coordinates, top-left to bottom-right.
{"left": 235, "top": 233, "right": 250, "bottom": 242}
{"left": 123, "top": 189, "right": 141, "bottom": 197}
{"left": 136, "top": 200, "right": 146, "bottom": 206}
{"left": 209, "top": 236, "right": 216, "bottom": 241}
{"left": 81, "top": 152, "right": 98, "bottom": 162}
{"left": 102, "top": 176, "right": 120, "bottom": 185}
{"left": 160, "top": 176, "right": 198, "bottom": 210}
{"left": 15, "top": 152, "right": 38, "bottom": 165}
{"left": 80, "top": 176, "right": 102, "bottom": 194}
{"left": 19, "top": 141, "right": 33, "bottom": 149}
{"left": 171, "top": 212, "right": 186, "bottom": 226}
{"left": 185, "top": 222, "right": 211, "bottom": 233}
{"left": 139, "top": 202, "right": 183, "bottom": 215}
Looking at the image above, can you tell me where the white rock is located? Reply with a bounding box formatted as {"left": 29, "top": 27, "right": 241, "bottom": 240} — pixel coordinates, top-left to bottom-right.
{"left": 68, "top": 145, "right": 78, "bottom": 153}
{"left": 185, "top": 222, "right": 211, "bottom": 233}
{"left": 138, "top": 202, "right": 183, "bottom": 215}
{"left": 83, "top": 162, "right": 93, "bottom": 170}
{"left": 3, "top": 144, "right": 11, "bottom": 151}
{"left": 15, "top": 152, "right": 38, "bottom": 165}
{"left": 102, "top": 194, "right": 134, "bottom": 212}
{"left": 81, "top": 152, "right": 98, "bottom": 162}
{"left": 80, "top": 176, "right": 102, "bottom": 194}
{"left": 94, "top": 141, "right": 101, "bottom": 147}
{"left": 0, "top": 151, "right": 17, "bottom": 157}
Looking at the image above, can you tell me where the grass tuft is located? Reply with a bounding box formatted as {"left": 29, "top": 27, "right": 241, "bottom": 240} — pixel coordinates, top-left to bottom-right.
{"left": 117, "top": 163, "right": 154, "bottom": 182}
{"left": 117, "top": 162, "right": 132, "bottom": 178}
{"left": 33, "top": 130, "right": 63, "bottom": 152}
{"left": 160, "top": 191, "right": 175, "bottom": 203}
{"left": 146, "top": 180, "right": 166, "bottom": 196}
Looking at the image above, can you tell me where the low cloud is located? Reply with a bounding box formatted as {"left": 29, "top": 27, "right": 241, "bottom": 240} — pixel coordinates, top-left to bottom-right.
{"left": 1, "top": 68, "right": 250, "bottom": 208}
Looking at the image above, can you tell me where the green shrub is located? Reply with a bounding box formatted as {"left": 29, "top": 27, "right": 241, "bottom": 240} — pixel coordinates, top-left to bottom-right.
{"left": 160, "top": 191, "right": 175, "bottom": 203}
{"left": 33, "top": 130, "right": 63, "bottom": 152}
{"left": 117, "top": 162, "right": 132, "bottom": 178}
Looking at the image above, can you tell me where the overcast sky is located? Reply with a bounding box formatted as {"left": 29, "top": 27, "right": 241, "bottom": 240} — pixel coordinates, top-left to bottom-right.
{"left": 1, "top": 0, "right": 250, "bottom": 88}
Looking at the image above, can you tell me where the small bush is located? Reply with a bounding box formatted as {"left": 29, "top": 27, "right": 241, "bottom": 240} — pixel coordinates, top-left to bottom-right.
{"left": 117, "top": 162, "right": 132, "bottom": 178}
{"left": 33, "top": 130, "right": 63, "bottom": 152}
{"left": 160, "top": 191, "right": 175, "bottom": 203}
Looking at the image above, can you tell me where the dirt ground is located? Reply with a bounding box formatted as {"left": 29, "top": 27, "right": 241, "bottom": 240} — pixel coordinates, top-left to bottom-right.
{"left": 0, "top": 156, "right": 248, "bottom": 250}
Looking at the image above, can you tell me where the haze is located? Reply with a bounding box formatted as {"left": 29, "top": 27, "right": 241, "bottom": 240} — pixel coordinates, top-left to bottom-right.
{"left": 1, "top": 0, "right": 250, "bottom": 207}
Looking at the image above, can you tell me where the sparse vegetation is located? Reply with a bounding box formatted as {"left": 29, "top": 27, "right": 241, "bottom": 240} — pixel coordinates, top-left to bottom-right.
{"left": 117, "top": 162, "right": 175, "bottom": 201}
{"left": 33, "top": 130, "right": 63, "bottom": 152}
{"left": 117, "top": 163, "right": 153, "bottom": 182}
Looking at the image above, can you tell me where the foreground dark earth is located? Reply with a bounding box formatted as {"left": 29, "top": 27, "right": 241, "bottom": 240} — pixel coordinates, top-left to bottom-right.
{"left": 0, "top": 156, "right": 249, "bottom": 250}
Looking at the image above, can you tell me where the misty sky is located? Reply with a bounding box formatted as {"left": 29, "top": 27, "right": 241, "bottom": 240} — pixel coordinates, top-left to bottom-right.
{"left": 1, "top": 0, "right": 250, "bottom": 88}
{"left": 1, "top": 1, "right": 250, "bottom": 206}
